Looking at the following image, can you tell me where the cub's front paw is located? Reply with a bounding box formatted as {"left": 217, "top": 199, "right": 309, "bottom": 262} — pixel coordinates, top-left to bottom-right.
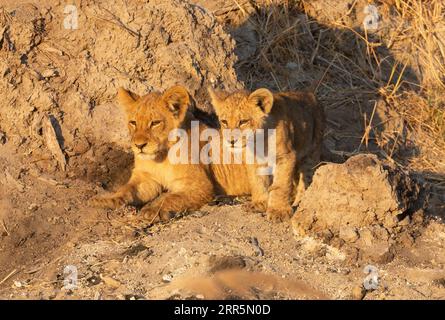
{"left": 89, "top": 194, "right": 126, "bottom": 209}
{"left": 266, "top": 206, "right": 293, "bottom": 223}
{"left": 243, "top": 200, "right": 267, "bottom": 213}
{"left": 139, "top": 206, "right": 176, "bottom": 224}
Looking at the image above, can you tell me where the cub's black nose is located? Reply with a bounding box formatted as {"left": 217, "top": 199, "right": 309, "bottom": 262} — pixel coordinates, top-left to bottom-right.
{"left": 135, "top": 143, "right": 147, "bottom": 150}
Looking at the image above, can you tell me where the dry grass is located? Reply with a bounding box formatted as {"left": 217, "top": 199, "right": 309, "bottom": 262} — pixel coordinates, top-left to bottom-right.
{"left": 232, "top": 0, "right": 445, "bottom": 186}
{"left": 389, "top": 0, "right": 445, "bottom": 90}
{"left": 384, "top": 91, "right": 445, "bottom": 182}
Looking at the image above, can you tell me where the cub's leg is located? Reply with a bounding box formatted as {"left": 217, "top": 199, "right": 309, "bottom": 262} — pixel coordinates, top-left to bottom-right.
{"left": 89, "top": 172, "right": 162, "bottom": 209}
{"left": 139, "top": 176, "right": 214, "bottom": 223}
{"left": 266, "top": 152, "right": 296, "bottom": 222}
{"left": 243, "top": 165, "right": 270, "bottom": 212}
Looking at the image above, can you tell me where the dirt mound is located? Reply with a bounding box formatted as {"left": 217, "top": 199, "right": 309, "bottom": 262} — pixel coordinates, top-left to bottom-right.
{"left": 292, "top": 154, "right": 428, "bottom": 263}
{"left": 0, "top": 0, "right": 241, "bottom": 184}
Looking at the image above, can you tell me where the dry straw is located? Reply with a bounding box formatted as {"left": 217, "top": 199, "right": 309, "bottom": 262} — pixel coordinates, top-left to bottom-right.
{"left": 233, "top": 0, "right": 444, "bottom": 188}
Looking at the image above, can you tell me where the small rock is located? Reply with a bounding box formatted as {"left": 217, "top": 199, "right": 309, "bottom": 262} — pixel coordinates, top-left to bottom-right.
{"left": 412, "top": 210, "right": 424, "bottom": 224}
{"left": 13, "top": 281, "right": 22, "bottom": 288}
{"left": 86, "top": 275, "right": 101, "bottom": 287}
{"left": 41, "top": 68, "right": 58, "bottom": 78}
{"left": 286, "top": 62, "right": 299, "bottom": 70}
{"left": 28, "top": 203, "right": 39, "bottom": 212}
{"left": 360, "top": 242, "right": 394, "bottom": 264}
{"left": 0, "top": 131, "right": 6, "bottom": 144}
{"left": 341, "top": 268, "right": 351, "bottom": 275}
{"left": 352, "top": 285, "right": 366, "bottom": 300}
{"left": 433, "top": 278, "right": 445, "bottom": 288}
{"left": 398, "top": 215, "right": 411, "bottom": 226}
{"left": 339, "top": 226, "right": 359, "bottom": 243}
{"left": 162, "top": 274, "right": 173, "bottom": 283}
{"left": 371, "top": 225, "right": 390, "bottom": 241}
{"left": 383, "top": 214, "right": 398, "bottom": 229}
{"left": 358, "top": 228, "right": 374, "bottom": 246}
{"left": 100, "top": 275, "right": 121, "bottom": 288}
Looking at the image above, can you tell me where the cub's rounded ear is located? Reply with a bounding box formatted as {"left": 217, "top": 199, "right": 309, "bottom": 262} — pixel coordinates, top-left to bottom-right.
{"left": 117, "top": 88, "right": 139, "bottom": 113}
{"left": 248, "top": 88, "right": 274, "bottom": 114}
{"left": 162, "top": 85, "right": 190, "bottom": 120}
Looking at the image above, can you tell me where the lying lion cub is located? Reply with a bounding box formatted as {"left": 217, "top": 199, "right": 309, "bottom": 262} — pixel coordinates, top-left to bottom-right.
{"left": 89, "top": 86, "right": 214, "bottom": 223}
{"left": 209, "top": 88, "right": 325, "bottom": 222}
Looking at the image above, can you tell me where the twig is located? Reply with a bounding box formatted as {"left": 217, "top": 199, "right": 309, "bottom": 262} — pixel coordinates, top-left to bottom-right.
{"left": 358, "top": 101, "right": 377, "bottom": 151}
{"left": 1, "top": 219, "right": 9, "bottom": 236}
{"left": 37, "top": 176, "right": 59, "bottom": 186}
{"left": 0, "top": 269, "right": 18, "bottom": 286}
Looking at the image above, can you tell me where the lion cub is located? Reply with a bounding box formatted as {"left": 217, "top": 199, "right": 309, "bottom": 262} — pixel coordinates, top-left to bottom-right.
{"left": 89, "top": 86, "right": 214, "bottom": 223}
{"left": 209, "top": 88, "right": 325, "bottom": 222}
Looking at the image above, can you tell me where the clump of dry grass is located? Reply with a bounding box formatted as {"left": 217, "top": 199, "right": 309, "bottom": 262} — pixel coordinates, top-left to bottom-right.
{"left": 375, "top": 0, "right": 445, "bottom": 180}
{"left": 232, "top": 0, "right": 444, "bottom": 186}
{"left": 388, "top": 0, "right": 445, "bottom": 90}
{"left": 236, "top": 0, "right": 318, "bottom": 88}
{"left": 381, "top": 90, "right": 445, "bottom": 182}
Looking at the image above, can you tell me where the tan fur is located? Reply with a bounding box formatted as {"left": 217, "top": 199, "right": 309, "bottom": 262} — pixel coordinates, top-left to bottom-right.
{"left": 89, "top": 86, "right": 214, "bottom": 223}
{"left": 209, "top": 88, "right": 325, "bottom": 222}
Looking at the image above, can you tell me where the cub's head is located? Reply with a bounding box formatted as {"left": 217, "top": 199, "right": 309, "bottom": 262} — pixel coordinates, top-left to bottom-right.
{"left": 208, "top": 88, "right": 274, "bottom": 150}
{"left": 117, "top": 85, "right": 191, "bottom": 161}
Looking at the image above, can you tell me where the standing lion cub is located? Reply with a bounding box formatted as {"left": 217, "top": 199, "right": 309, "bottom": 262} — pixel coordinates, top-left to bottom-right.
{"left": 209, "top": 88, "right": 325, "bottom": 222}
{"left": 89, "top": 86, "right": 214, "bottom": 223}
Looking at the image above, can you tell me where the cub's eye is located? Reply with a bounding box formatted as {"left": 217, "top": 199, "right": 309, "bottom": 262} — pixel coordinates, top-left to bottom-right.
{"left": 129, "top": 120, "right": 136, "bottom": 127}
{"left": 220, "top": 120, "right": 228, "bottom": 128}
{"left": 238, "top": 119, "right": 250, "bottom": 127}
{"left": 150, "top": 120, "right": 162, "bottom": 128}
